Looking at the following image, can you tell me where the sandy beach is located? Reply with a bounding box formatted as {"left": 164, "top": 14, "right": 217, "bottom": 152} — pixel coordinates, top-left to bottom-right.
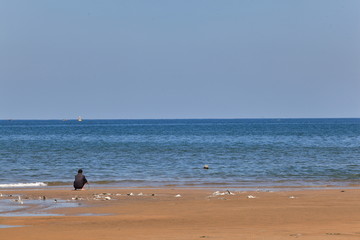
{"left": 0, "top": 187, "right": 359, "bottom": 239}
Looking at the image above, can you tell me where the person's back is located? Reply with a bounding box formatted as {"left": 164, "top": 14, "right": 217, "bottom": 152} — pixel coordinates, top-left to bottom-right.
{"left": 73, "top": 169, "right": 88, "bottom": 190}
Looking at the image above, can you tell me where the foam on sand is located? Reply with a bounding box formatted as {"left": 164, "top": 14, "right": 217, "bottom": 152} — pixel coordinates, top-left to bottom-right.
{"left": 0, "top": 182, "right": 47, "bottom": 188}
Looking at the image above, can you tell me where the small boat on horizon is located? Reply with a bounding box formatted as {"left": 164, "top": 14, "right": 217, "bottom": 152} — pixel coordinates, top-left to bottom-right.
{"left": 77, "top": 116, "right": 83, "bottom": 122}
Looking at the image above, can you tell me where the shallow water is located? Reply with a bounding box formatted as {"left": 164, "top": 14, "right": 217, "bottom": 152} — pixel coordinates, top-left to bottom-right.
{"left": 0, "top": 198, "right": 81, "bottom": 217}
{"left": 0, "top": 225, "right": 22, "bottom": 229}
{"left": 0, "top": 200, "right": 26, "bottom": 213}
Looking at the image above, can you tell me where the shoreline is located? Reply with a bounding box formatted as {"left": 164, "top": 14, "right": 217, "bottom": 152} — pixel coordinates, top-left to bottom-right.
{"left": 1, "top": 181, "right": 360, "bottom": 192}
{"left": 1, "top": 186, "right": 360, "bottom": 239}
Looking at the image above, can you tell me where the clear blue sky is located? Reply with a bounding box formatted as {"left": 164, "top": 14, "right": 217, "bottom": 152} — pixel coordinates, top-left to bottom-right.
{"left": 1, "top": 0, "right": 359, "bottom": 119}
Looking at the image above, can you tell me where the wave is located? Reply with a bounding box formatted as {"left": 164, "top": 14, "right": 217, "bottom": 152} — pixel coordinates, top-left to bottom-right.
{"left": 0, "top": 182, "right": 47, "bottom": 188}
{"left": 46, "top": 180, "right": 119, "bottom": 186}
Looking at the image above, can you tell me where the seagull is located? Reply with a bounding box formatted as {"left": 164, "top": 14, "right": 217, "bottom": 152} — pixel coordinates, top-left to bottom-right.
{"left": 15, "top": 196, "right": 23, "bottom": 204}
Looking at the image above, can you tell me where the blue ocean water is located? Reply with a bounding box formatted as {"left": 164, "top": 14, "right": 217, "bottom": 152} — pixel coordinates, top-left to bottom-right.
{"left": 0, "top": 119, "right": 359, "bottom": 188}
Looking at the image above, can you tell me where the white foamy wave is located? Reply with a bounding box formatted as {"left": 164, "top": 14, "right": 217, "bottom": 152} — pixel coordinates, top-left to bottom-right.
{"left": 0, "top": 182, "right": 47, "bottom": 188}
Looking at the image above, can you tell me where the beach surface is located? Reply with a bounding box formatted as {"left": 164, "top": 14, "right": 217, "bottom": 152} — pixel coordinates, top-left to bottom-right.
{"left": 0, "top": 187, "right": 359, "bottom": 239}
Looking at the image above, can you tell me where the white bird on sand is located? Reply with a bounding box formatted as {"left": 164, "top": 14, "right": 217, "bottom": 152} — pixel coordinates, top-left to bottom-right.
{"left": 212, "top": 191, "right": 225, "bottom": 196}
{"left": 15, "top": 196, "right": 23, "bottom": 204}
{"left": 226, "top": 190, "right": 235, "bottom": 195}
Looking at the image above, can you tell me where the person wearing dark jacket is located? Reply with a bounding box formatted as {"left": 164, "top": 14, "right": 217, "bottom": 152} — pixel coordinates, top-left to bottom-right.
{"left": 73, "top": 169, "right": 88, "bottom": 190}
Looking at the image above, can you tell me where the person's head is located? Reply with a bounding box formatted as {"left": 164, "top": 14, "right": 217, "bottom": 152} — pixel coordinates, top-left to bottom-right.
{"left": 78, "top": 169, "right": 83, "bottom": 174}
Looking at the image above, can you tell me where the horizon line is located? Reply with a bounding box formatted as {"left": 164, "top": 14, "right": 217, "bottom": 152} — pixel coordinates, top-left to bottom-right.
{"left": 1, "top": 117, "right": 360, "bottom": 121}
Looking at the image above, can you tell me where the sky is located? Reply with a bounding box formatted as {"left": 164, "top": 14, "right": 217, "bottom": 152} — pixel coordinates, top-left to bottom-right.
{"left": 1, "top": 0, "right": 359, "bottom": 119}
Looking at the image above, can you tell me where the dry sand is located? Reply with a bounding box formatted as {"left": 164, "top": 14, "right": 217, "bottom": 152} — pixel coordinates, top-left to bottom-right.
{"left": 0, "top": 187, "right": 360, "bottom": 239}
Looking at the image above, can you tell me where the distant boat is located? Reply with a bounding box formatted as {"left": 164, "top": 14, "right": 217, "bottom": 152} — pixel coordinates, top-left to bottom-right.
{"left": 77, "top": 116, "right": 83, "bottom": 122}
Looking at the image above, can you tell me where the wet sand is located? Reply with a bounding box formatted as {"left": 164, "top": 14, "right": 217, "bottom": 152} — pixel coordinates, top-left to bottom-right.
{"left": 0, "top": 187, "right": 360, "bottom": 239}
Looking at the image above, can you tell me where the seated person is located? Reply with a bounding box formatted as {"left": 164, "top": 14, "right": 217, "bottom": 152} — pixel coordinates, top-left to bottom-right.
{"left": 73, "top": 169, "right": 88, "bottom": 190}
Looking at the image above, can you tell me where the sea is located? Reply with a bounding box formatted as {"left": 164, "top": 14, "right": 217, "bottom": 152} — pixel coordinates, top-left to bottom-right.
{"left": 0, "top": 118, "right": 359, "bottom": 189}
